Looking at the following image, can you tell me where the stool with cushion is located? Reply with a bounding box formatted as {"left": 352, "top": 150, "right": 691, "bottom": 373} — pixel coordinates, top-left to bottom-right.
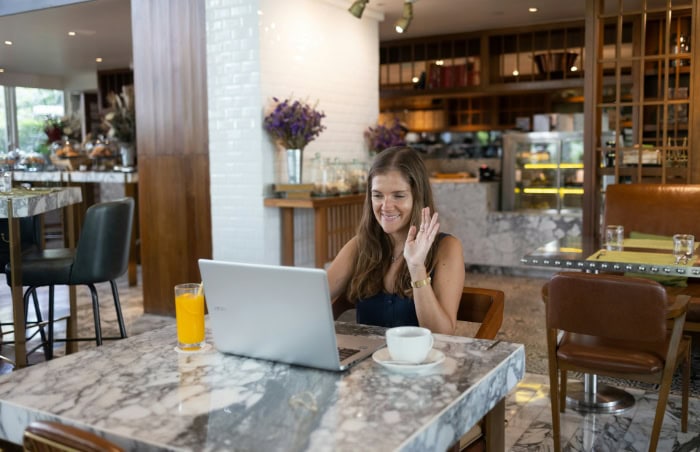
{"left": 545, "top": 271, "right": 690, "bottom": 452}
{"left": 5, "top": 198, "right": 135, "bottom": 359}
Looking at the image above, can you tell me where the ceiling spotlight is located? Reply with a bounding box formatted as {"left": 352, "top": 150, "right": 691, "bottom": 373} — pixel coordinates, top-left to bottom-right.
{"left": 68, "top": 31, "right": 76, "bottom": 36}
{"left": 395, "top": 1, "right": 414, "bottom": 34}
{"left": 528, "top": 7, "right": 538, "bottom": 13}
{"left": 4, "top": 40, "right": 12, "bottom": 46}
{"left": 0, "top": 68, "right": 4, "bottom": 73}
{"left": 95, "top": 57, "right": 103, "bottom": 63}
{"left": 348, "top": 0, "right": 369, "bottom": 19}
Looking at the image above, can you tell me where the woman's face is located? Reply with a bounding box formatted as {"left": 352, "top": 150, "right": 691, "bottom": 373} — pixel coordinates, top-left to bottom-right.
{"left": 370, "top": 169, "right": 414, "bottom": 236}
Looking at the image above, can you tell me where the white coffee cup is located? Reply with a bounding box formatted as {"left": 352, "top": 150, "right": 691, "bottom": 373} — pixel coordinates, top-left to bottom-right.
{"left": 385, "top": 326, "right": 434, "bottom": 364}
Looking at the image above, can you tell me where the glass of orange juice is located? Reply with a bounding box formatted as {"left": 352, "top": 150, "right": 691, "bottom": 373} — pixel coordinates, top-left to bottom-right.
{"left": 174, "top": 283, "right": 206, "bottom": 351}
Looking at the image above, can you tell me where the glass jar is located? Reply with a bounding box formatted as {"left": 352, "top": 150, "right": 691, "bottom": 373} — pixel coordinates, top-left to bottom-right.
{"left": 348, "top": 159, "right": 368, "bottom": 193}
{"left": 51, "top": 138, "right": 83, "bottom": 159}
{"left": 334, "top": 159, "right": 352, "bottom": 195}
{"left": 1, "top": 147, "right": 22, "bottom": 171}
{"left": 315, "top": 158, "right": 338, "bottom": 197}
{"left": 17, "top": 151, "right": 46, "bottom": 171}
{"left": 85, "top": 136, "right": 119, "bottom": 170}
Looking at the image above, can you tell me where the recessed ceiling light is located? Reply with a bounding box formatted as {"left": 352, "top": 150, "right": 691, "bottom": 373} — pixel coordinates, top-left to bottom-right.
{"left": 0, "top": 68, "right": 4, "bottom": 73}
{"left": 68, "top": 31, "right": 76, "bottom": 36}
{"left": 528, "top": 7, "right": 538, "bottom": 13}
{"left": 512, "top": 70, "right": 520, "bottom": 76}
{"left": 95, "top": 57, "right": 103, "bottom": 63}
{"left": 4, "top": 40, "right": 12, "bottom": 46}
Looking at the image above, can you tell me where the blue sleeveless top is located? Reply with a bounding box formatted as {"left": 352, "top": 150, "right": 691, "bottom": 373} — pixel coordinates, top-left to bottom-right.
{"left": 355, "top": 233, "right": 448, "bottom": 328}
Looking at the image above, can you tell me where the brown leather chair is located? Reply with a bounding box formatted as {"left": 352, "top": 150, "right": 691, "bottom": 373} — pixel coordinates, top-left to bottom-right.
{"left": 23, "top": 420, "right": 124, "bottom": 452}
{"left": 545, "top": 271, "right": 690, "bottom": 452}
{"left": 457, "top": 286, "right": 504, "bottom": 340}
{"left": 604, "top": 183, "right": 700, "bottom": 333}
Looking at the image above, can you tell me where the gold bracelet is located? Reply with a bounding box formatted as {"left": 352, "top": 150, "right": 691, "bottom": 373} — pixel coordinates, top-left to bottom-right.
{"left": 411, "top": 276, "right": 432, "bottom": 288}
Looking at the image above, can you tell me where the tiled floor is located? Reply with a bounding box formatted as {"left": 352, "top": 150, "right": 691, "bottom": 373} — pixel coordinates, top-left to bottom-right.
{"left": 1, "top": 270, "right": 699, "bottom": 451}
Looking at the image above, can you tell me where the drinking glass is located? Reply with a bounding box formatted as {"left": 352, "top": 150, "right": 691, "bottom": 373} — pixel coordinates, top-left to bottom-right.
{"left": 605, "top": 225, "right": 624, "bottom": 251}
{"left": 0, "top": 172, "right": 12, "bottom": 193}
{"left": 673, "top": 234, "right": 695, "bottom": 264}
{"left": 174, "top": 283, "right": 206, "bottom": 351}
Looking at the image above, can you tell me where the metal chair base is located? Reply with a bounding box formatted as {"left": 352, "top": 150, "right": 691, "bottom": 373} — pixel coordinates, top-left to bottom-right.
{"left": 566, "top": 381, "right": 635, "bottom": 414}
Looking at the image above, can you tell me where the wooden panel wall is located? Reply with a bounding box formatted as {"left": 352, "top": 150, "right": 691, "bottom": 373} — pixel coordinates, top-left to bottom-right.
{"left": 131, "top": 0, "right": 212, "bottom": 315}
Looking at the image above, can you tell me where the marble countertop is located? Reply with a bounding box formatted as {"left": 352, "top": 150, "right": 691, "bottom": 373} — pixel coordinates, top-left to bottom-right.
{"left": 0, "top": 322, "right": 524, "bottom": 451}
{"left": 0, "top": 186, "right": 82, "bottom": 218}
{"left": 9, "top": 170, "right": 138, "bottom": 184}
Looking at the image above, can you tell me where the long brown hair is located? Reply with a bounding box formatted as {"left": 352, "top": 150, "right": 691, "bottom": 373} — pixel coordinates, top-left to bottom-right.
{"left": 347, "top": 146, "right": 439, "bottom": 300}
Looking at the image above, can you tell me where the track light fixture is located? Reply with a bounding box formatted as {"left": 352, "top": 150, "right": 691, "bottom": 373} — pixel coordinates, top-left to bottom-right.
{"left": 348, "top": 0, "right": 369, "bottom": 19}
{"left": 395, "top": 1, "right": 414, "bottom": 34}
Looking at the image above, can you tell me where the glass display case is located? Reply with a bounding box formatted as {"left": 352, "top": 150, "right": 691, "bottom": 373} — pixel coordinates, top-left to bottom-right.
{"left": 502, "top": 132, "right": 584, "bottom": 213}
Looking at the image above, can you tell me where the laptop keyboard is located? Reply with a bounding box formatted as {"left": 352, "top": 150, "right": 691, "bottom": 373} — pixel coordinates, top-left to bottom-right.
{"left": 338, "top": 347, "right": 360, "bottom": 361}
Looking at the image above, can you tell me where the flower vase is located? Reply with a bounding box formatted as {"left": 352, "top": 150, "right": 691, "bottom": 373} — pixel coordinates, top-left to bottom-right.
{"left": 286, "top": 148, "right": 303, "bottom": 184}
{"left": 120, "top": 143, "right": 136, "bottom": 168}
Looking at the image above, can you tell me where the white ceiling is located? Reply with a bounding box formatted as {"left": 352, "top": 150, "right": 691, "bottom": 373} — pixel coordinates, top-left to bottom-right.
{"left": 0, "top": 0, "right": 586, "bottom": 80}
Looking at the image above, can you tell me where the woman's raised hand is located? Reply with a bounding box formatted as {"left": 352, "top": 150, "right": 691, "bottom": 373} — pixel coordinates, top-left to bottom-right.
{"left": 403, "top": 207, "right": 439, "bottom": 268}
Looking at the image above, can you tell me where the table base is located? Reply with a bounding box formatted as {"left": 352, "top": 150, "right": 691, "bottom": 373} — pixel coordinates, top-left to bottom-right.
{"left": 566, "top": 382, "right": 635, "bottom": 414}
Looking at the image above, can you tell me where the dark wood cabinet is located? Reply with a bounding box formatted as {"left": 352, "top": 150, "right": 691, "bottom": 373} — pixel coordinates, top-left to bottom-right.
{"left": 97, "top": 68, "right": 134, "bottom": 110}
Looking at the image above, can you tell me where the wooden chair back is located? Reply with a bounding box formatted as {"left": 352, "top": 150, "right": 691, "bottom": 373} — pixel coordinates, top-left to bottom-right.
{"left": 458, "top": 286, "right": 505, "bottom": 340}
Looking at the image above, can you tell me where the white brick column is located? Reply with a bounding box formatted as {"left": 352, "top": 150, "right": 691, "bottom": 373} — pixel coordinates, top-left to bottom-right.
{"left": 206, "top": 0, "right": 381, "bottom": 265}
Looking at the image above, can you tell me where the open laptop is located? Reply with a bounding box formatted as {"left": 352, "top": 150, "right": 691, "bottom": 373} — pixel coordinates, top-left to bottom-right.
{"left": 198, "top": 259, "right": 384, "bottom": 371}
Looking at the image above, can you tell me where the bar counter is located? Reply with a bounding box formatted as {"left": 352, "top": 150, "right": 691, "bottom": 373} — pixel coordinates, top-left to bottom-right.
{"left": 0, "top": 322, "right": 524, "bottom": 451}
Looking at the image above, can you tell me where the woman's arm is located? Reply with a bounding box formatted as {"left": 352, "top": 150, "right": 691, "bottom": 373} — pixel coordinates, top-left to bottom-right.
{"left": 403, "top": 208, "right": 464, "bottom": 334}
{"left": 411, "top": 235, "right": 464, "bottom": 334}
{"left": 326, "top": 236, "right": 358, "bottom": 303}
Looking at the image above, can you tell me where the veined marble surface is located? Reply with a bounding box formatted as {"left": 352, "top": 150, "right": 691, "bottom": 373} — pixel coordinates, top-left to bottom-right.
{"left": 11, "top": 170, "right": 138, "bottom": 184}
{"left": 0, "top": 187, "right": 82, "bottom": 218}
{"left": 432, "top": 181, "right": 582, "bottom": 269}
{"left": 0, "top": 322, "right": 524, "bottom": 451}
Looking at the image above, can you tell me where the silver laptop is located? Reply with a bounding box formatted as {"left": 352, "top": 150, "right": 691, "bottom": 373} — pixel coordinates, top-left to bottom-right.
{"left": 198, "top": 259, "right": 384, "bottom": 371}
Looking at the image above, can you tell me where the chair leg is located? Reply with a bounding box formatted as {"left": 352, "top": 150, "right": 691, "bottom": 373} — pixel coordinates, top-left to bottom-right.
{"left": 681, "top": 340, "right": 690, "bottom": 432}
{"left": 546, "top": 329, "right": 562, "bottom": 452}
{"left": 109, "top": 280, "right": 127, "bottom": 339}
{"left": 87, "top": 284, "right": 102, "bottom": 346}
{"left": 23, "top": 287, "right": 50, "bottom": 361}
{"left": 559, "top": 369, "right": 567, "bottom": 412}
{"left": 649, "top": 366, "right": 676, "bottom": 451}
{"left": 47, "top": 286, "right": 55, "bottom": 360}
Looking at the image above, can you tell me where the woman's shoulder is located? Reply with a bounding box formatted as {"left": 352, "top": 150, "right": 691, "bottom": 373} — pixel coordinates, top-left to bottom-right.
{"left": 436, "top": 232, "right": 463, "bottom": 256}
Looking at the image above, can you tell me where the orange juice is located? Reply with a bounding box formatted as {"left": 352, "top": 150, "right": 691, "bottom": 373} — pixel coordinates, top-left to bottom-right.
{"left": 175, "top": 288, "right": 205, "bottom": 350}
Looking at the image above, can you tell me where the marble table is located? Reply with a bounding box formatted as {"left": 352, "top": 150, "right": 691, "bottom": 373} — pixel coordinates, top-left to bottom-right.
{"left": 0, "top": 322, "right": 524, "bottom": 451}
{"left": 1, "top": 187, "right": 83, "bottom": 368}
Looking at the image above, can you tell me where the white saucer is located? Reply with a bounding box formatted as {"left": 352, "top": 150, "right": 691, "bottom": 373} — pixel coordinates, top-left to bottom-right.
{"left": 372, "top": 348, "right": 445, "bottom": 373}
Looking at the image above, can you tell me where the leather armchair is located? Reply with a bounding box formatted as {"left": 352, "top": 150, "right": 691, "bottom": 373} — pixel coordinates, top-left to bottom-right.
{"left": 604, "top": 183, "right": 700, "bottom": 333}
{"left": 545, "top": 271, "right": 690, "bottom": 452}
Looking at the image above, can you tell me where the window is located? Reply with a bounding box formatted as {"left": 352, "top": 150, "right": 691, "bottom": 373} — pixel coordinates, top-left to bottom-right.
{"left": 0, "top": 89, "right": 6, "bottom": 151}
{"left": 14, "top": 87, "right": 64, "bottom": 152}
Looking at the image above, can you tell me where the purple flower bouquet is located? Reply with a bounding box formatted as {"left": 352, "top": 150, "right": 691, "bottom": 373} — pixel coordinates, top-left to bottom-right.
{"left": 263, "top": 97, "right": 326, "bottom": 150}
{"left": 364, "top": 118, "right": 406, "bottom": 153}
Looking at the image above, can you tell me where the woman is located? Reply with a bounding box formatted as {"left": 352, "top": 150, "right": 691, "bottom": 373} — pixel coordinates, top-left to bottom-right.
{"left": 327, "top": 146, "right": 465, "bottom": 334}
